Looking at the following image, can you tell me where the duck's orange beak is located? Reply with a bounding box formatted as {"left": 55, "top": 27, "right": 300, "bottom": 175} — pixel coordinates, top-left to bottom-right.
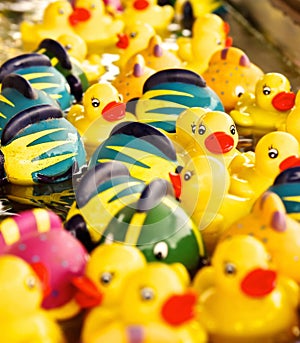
{"left": 30, "top": 262, "right": 51, "bottom": 297}
{"left": 116, "top": 33, "right": 129, "bottom": 49}
{"left": 205, "top": 132, "right": 234, "bottom": 154}
{"left": 133, "top": 0, "right": 150, "bottom": 10}
{"left": 102, "top": 102, "right": 126, "bottom": 122}
{"left": 279, "top": 155, "right": 300, "bottom": 171}
{"left": 272, "top": 91, "right": 295, "bottom": 111}
{"left": 161, "top": 290, "right": 197, "bottom": 326}
{"left": 169, "top": 172, "right": 181, "bottom": 199}
{"left": 240, "top": 268, "right": 277, "bottom": 297}
{"left": 72, "top": 276, "right": 103, "bottom": 308}
{"left": 69, "top": 8, "right": 91, "bottom": 26}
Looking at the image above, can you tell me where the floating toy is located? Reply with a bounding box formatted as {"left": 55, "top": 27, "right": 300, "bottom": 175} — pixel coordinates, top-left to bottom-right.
{"left": 193, "top": 235, "right": 300, "bottom": 343}
{"left": 70, "top": 0, "right": 124, "bottom": 54}
{"left": 56, "top": 33, "right": 106, "bottom": 84}
{"left": 177, "top": 13, "right": 232, "bottom": 75}
{"left": 230, "top": 72, "right": 296, "bottom": 137}
{"left": 0, "top": 255, "right": 66, "bottom": 343}
{"left": 221, "top": 191, "right": 300, "bottom": 284}
{"left": 133, "top": 69, "right": 224, "bottom": 134}
{"left": 73, "top": 243, "right": 147, "bottom": 342}
{"left": 112, "top": 54, "right": 156, "bottom": 103}
{"left": 84, "top": 262, "right": 207, "bottom": 343}
{"left": 285, "top": 90, "right": 300, "bottom": 143}
{"left": 0, "top": 74, "right": 86, "bottom": 185}
{"left": 229, "top": 131, "right": 300, "bottom": 199}
{"left": 115, "top": 22, "right": 155, "bottom": 70}
{"left": 120, "top": 0, "right": 174, "bottom": 37}
{"left": 203, "top": 47, "right": 264, "bottom": 112}
{"left": 135, "top": 35, "right": 182, "bottom": 72}
{"left": 0, "top": 208, "right": 89, "bottom": 321}
{"left": 20, "top": 0, "right": 75, "bottom": 51}
{"left": 0, "top": 52, "right": 75, "bottom": 111}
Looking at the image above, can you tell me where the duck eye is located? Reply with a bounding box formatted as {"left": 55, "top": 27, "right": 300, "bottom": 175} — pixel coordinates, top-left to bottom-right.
{"left": 90, "top": 3, "right": 96, "bottom": 9}
{"left": 184, "top": 170, "right": 193, "bottom": 181}
{"left": 224, "top": 262, "right": 236, "bottom": 275}
{"left": 235, "top": 85, "right": 244, "bottom": 97}
{"left": 100, "top": 272, "right": 113, "bottom": 285}
{"left": 26, "top": 276, "right": 37, "bottom": 289}
{"left": 191, "top": 123, "right": 196, "bottom": 134}
{"left": 268, "top": 147, "right": 278, "bottom": 159}
{"left": 58, "top": 8, "right": 64, "bottom": 14}
{"left": 91, "top": 97, "right": 100, "bottom": 107}
{"left": 263, "top": 86, "right": 271, "bottom": 95}
{"left": 130, "top": 32, "right": 137, "bottom": 38}
{"left": 140, "top": 287, "right": 155, "bottom": 301}
{"left": 153, "top": 241, "right": 168, "bottom": 260}
{"left": 65, "top": 44, "right": 72, "bottom": 51}
{"left": 198, "top": 124, "right": 206, "bottom": 135}
{"left": 230, "top": 124, "right": 236, "bottom": 135}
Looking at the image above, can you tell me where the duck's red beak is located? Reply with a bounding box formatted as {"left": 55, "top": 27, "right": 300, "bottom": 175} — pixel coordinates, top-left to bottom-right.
{"left": 102, "top": 101, "right": 126, "bottom": 122}
{"left": 161, "top": 290, "right": 197, "bottom": 326}
{"left": 116, "top": 33, "right": 129, "bottom": 49}
{"left": 69, "top": 7, "right": 91, "bottom": 26}
{"left": 30, "top": 262, "right": 51, "bottom": 297}
{"left": 279, "top": 155, "right": 300, "bottom": 171}
{"left": 240, "top": 268, "right": 277, "bottom": 297}
{"left": 72, "top": 276, "right": 103, "bottom": 308}
{"left": 272, "top": 91, "right": 296, "bottom": 111}
{"left": 133, "top": 0, "right": 150, "bottom": 10}
{"left": 169, "top": 172, "right": 181, "bottom": 199}
{"left": 205, "top": 132, "right": 234, "bottom": 154}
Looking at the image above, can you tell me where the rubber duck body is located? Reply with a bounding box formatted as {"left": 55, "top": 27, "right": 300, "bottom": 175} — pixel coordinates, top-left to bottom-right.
{"left": 121, "top": 0, "right": 174, "bottom": 37}
{"left": 221, "top": 191, "right": 300, "bottom": 284}
{"left": 177, "top": 13, "right": 232, "bottom": 75}
{"left": 133, "top": 69, "right": 224, "bottom": 134}
{"left": 193, "top": 235, "right": 300, "bottom": 343}
{"left": 20, "top": 0, "right": 75, "bottom": 51}
{"left": 0, "top": 255, "right": 65, "bottom": 343}
{"left": 203, "top": 47, "right": 264, "bottom": 112}
{"left": 230, "top": 72, "right": 296, "bottom": 137}
{"left": 0, "top": 74, "right": 86, "bottom": 185}
{"left": 70, "top": 0, "right": 124, "bottom": 54}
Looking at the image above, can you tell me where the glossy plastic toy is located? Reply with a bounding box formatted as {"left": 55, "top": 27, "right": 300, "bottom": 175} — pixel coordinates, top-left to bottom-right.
{"left": 177, "top": 13, "right": 232, "bottom": 75}
{"left": 229, "top": 131, "right": 300, "bottom": 199}
{"left": 0, "top": 75, "right": 86, "bottom": 185}
{"left": 65, "top": 162, "right": 206, "bottom": 276}
{"left": 88, "top": 121, "right": 179, "bottom": 183}
{"left": 133, "top": 68, "right": 224, "bottom": 134}
{"left": 203, "top": 47, "right": 264, "bottom": 112}
{"left": 230, "top": 72, "right": 296, "bottom": 137}
{"left": 135, "top": 35, "right": 183, "bottom": 72}
{"left": 221, "top": 191, "right": 300, "bottom": 284}
{"left": 56, "top": 33, "right": 106, "bottom": 84}
{"left": 0, "top": 208, "right": 89, "bottom": 321}
{"left": 115, "top": 22, "right": 155, "bottom": 70}
{"left": 72, "top": 243, "right": 147, "bottom": 341}
{"left": 112, "top": 54, "right": 156, "bottom": 103}
{"left": 0, "top": 52, "right": 75, "bottom": 111}
{"left": 193, "top": 235, "right": 300, "bottom": 343}
{"left": 285, "top": 90, "right": 300, "bottom": 143}
{"left": 82, "top": 262, "right": 207, "bottom": 343}
{"left": 20, "top": 0, "right": 75, "bottom": 51}
{"left": 0, "top": 255, "right": 66, "bottom": 343}
{"left": 120, "top": 0, "right": 174, "bottom": 37}
{"left": 70, "top": 0, "right": 124, "bottom": 54}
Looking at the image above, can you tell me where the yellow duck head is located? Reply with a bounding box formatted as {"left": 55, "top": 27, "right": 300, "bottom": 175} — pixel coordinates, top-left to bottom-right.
{"left": 221, "top": 191, "right": 300, "bottom": 284}
{"left": 115, "top": 22, "right": 156, "bottom": 70}
{"left": 285, "top": 90, "right": 300, "bottom": 143}
{"left": 57, "top": 32, "right": 88, "bottom": 62}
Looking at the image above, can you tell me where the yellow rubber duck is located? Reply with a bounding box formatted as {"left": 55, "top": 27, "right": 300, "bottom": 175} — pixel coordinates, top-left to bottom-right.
{"left": 193, "top": 235, "right": 300, "bottom": 343}
{"left": 202, "top": 46, "right": 264, "bottom": 112}
{"left": 0, "top": 255, "right": 65, "bottom": 343}
{"left": 20, "top": 0, "right": 75, "bottom": 51}
{"left": 120, "top": 0, "right": 174, "bottom": 37}
{"left": 67, "top": 82, "right": 136, "bottom": 155}
{"left": 70, "top": 0, "right": 124, "bottom": 54}
{"left": 112, "top": 54, "right": 156, "bottom": 103}
{"left": 229, "top": 131, "right": 300, "bottom": 199}
{"left": 115, "top": 21, "right": 156, "bottom": 70}
{"left": 285, "top": 90, "right": 300, "bottom": 143}
{"left": 74, "top": 243, "right": 147, "bottom": 343}
{"left": 86, "top": 262, "right": 207, "bottom": 343}
{"left": 177, "top": 13, "right": 232, "bottom": 75}
{"left": 221, "top": 191, "right": 300, "bottom": 284}
{"left": 136, "top": 35, "right": 183, "bottom": 72}
{"left": 57, "top": 33, "right": 106, "bottom": 84}
{"left": 230, "top": 72, "right": 296, "bottom": 137}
